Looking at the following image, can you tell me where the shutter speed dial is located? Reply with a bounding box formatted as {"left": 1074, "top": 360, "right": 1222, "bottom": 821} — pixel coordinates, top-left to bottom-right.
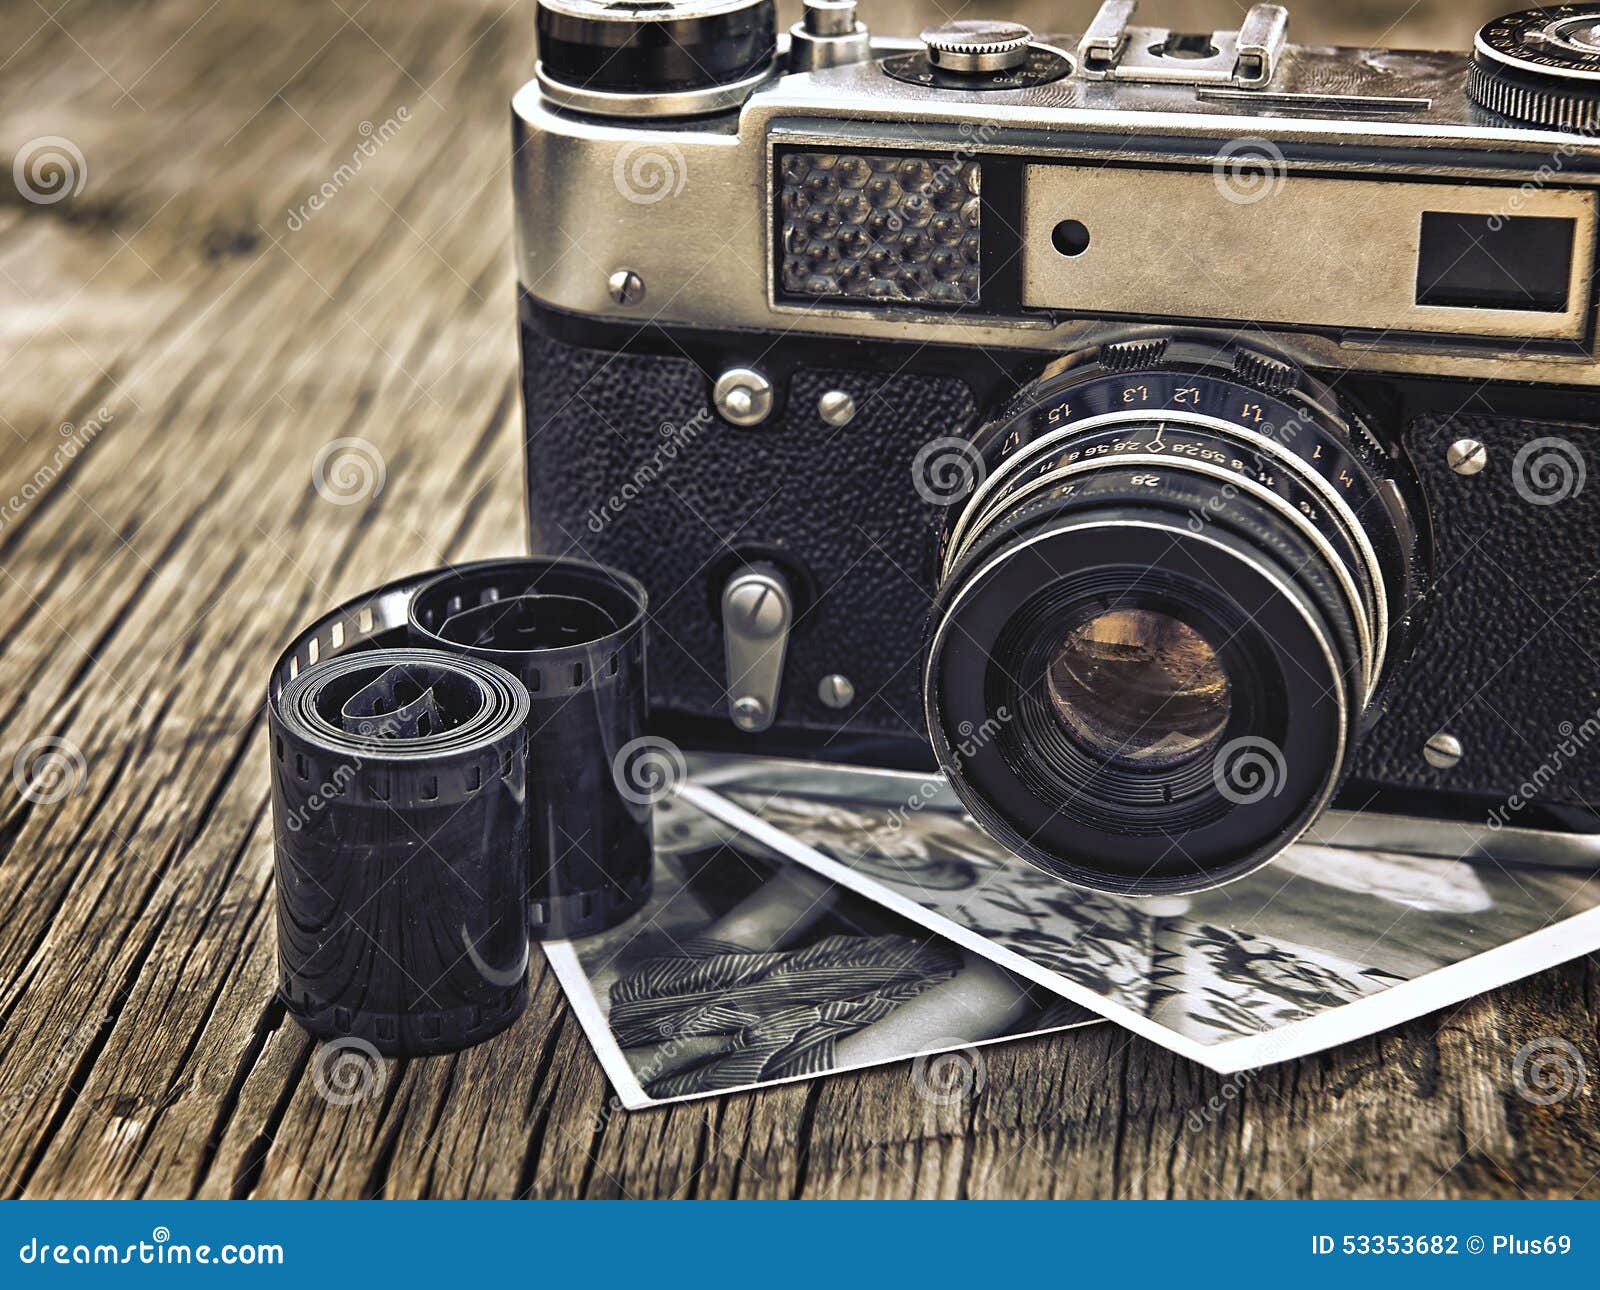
{"left": 884, "top": 19, "right": 1070, "bottom": 91}
{"left": 921, "top": 20, "right": 1033, "bottom": 74}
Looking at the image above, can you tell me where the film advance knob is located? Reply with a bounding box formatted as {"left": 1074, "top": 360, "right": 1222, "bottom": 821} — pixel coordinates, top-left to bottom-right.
{"left": 1468, "top": 6, "right": 1600, "bottom": 129}
{"left": 920, "top": 19, "right": 1033, "bottom": 75}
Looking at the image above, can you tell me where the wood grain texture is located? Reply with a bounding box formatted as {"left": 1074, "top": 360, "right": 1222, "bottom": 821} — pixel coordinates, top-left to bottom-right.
{"left": 1, "top": 0, "right": 1595, "bottom": 1200}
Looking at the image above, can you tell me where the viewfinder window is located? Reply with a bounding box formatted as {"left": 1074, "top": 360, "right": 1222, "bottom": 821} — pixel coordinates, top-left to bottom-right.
{"left": 1415, "top": 212, "right": 1575, "bottom": 313}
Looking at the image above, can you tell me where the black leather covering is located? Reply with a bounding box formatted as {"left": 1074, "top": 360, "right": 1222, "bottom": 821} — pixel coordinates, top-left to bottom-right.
{"left": 522, "top": 302, "right": 1600, "bottom": 814}
{"left": 521, "top": 311, "right": 977, "bottom": 741}
{"left": 1348, "top": 410, "right": 1600, "bottom": 809}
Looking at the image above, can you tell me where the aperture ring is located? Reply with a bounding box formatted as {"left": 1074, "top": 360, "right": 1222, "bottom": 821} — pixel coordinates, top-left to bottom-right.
{"left": 949, "top": 373, "right": 1377, "bottom": 560}
{"left": 947, "top": 406, "right": 1392, "bottom": 702}
{"left": 952, "top": 463, "right": 1366, "bottom": 706}
{"left": 950, "top": 437, "right": 1380, "bottom": 702}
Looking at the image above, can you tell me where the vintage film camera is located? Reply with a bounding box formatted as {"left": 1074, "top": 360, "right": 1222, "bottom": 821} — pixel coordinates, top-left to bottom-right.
{"left": 514, "top": 2, "right": 1600, "bottom": 894}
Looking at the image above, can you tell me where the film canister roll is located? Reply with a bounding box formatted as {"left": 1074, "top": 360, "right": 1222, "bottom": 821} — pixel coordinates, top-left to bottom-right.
{"left": 408, "top": 557, "right": 654, "bottom": 939}
{"left": 268, "top": 646, "right": 531, "bottom": 1056}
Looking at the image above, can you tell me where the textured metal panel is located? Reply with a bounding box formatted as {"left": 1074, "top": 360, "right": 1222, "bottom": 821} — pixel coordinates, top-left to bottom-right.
{"left": 778, "top": 151, "right": 981, "bottom": 305}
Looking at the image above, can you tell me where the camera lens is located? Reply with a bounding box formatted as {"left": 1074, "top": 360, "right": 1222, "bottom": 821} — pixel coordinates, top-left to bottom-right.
{"left": 1047, "top": 607, "right": 1232, "bottom": 771}
{"left": 924, "top": 339, "right": 1424, "bottom": 895}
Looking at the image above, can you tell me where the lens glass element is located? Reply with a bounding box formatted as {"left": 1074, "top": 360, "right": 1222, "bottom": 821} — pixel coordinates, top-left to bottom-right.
{"left": 1046, "top": 607, "right": 1232, "bottom": 771}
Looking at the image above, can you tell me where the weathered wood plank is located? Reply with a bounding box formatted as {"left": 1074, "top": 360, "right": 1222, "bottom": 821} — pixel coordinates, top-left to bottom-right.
{"left": 1, "top": 0, "right": 1596, "bottom": 1202}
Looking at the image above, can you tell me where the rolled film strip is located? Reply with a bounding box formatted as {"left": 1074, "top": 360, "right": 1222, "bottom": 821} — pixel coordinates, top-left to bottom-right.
{"left": 269, "top": 647, "right": 531, "bottom": 1056}
{"left": 408, "top": 558, "right": 654, "bottom": 939}
{"left": 267, "top": 556, "right": 656, "bottom": 1056}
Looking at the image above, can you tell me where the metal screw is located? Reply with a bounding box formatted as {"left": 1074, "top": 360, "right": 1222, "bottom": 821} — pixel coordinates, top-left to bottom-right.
{"left": 725, "top": 578, "right": 788, "bottom": 638}
{"left": 731, "top": 696, "right": 768, "bottom": 730}
{"left": 713, "top": 368, "right": 774, "bottom": 426}
{"left": 818, "top": 390, "right": 856, "bottom": 427}
{"left": 1424, "top": 731, "right": 1463, "bottom": 770}
{"left": 607, "top": 269, "right": 645, "bottom": 306}
{"left": 818, "top": 673, "right": 855, "bottom": 708}
{"left": 1447, "top": 439, "right": 1487, "bottom": 476}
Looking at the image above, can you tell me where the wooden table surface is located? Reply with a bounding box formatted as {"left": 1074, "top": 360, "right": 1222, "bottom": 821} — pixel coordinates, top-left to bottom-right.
{"left": 2, "top": 0, "right": 1595, "bottom": 1200}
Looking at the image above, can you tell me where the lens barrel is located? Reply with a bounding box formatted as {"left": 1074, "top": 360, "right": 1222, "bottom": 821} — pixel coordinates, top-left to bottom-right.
{"left": 925, "top": 339, "right": 1424, "bottom": 894}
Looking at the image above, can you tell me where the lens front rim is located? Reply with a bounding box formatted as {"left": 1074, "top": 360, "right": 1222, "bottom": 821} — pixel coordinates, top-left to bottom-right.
{"left": 926, "top": 514, "right": 1354, "bottom": 895}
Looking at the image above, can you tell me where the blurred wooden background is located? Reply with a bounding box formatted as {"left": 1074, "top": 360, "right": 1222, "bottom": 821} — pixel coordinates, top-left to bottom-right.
{"left": 1, "top": 0, "right": 1594, "bottom": 1201}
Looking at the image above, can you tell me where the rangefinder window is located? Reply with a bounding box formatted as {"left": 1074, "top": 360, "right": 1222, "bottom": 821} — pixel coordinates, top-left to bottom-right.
{"left": 1415, "top": 211, "right": 1576, "bottom": 313}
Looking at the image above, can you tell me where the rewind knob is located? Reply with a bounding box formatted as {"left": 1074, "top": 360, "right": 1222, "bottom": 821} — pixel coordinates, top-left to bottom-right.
{"left": 536, "top": 0, "right": 776, "bottom": 97}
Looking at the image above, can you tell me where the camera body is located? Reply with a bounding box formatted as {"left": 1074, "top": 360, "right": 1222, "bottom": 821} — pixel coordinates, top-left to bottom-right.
{"left": 515, "top": 2, "right": 1600, "bottom": 889}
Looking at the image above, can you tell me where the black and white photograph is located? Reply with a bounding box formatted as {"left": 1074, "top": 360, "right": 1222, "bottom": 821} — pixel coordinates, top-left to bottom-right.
{"left": 685, "top": 757, "right": 1600, "bottom": 1071}
{"left": 546, "top": 795, "right": 1096, "bottom": 1108}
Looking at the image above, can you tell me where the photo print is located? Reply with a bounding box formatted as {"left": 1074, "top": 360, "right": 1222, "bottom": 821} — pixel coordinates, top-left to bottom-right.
{"left": 544, "top": 792, "right": 1098, "bottom": 1109}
